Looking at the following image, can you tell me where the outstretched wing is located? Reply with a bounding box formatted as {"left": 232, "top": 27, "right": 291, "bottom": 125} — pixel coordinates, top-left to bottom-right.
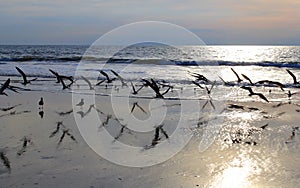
{"left": 241, "top": 86, "right": 254, "bottom": 94}
{"left": 286, "top": 69, "right": 298, "bottom": 84}
{"left": 16, "top": 67, "right": 28, "bottom": 83}
{"left": 192, "top": 81, "right": 204, "bottom": 89}
{"left": 100, "top": 70, "right": 109, "bottom": 81}
{"left": 231, "top": 68, "right": 242, "bottom": 83}
{"left": 257, "top": 93, "right": 269, "bottom": 103}
{"left": 0, "top": 78, "right": 10, "bottom": 94}
{"left": 241, "top": 74, "right": 253, "bottom": 85}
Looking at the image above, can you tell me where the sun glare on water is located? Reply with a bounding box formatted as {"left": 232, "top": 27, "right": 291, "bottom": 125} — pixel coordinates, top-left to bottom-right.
{"left": 208, "top": 151, "right": 259, "bottom": 188}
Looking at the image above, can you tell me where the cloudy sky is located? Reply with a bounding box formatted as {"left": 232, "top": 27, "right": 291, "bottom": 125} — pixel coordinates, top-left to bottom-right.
{"left": 1, "top": 0, "right": 300, "bottom": 45}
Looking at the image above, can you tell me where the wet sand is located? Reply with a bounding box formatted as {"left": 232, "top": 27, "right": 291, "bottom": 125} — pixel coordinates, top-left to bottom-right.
{"left": 0, "top": 90, "right": 300, "bottom": 188}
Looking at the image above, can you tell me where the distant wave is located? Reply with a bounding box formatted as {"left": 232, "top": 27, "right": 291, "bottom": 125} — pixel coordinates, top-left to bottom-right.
{"left": 1, "top": 55, "right": 300, "bottom": 68}
{"left": 0, "top": 56, "right": 83, "bottom": 62}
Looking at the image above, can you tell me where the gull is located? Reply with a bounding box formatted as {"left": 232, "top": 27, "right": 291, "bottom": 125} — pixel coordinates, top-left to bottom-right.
{"left": 99, "top": 70, "right": 116, "bottom": 83}
{"left": 286, "top": 90, "right": 298, "bottom": 100}
{"left": 111, "top": 70, "right": 127, "bottom": 86}
{"left": 49, "top": 69, "right": 61, "bottom": 83}
{"left": 38, "top": 97, "right": 44, "bottom": 108}
{"left": 241, "top": 74, "right": 253, "bottom": 85}
{"left": 59, "top": 76, "right": 72, "bottom": 90}
{"left": 15, "top": 67, "right": 37, "bottom": 85}
{"left": 255, "top": 80, "right": 285, "bottom": 91}
{"left": 142, "top": 78, "right": 170, "bottom": 98}
{"left": 241, "top": 86, "right": 269, "bottom": 103}
{"left": 189, "top": 71, "right": 209, "bottom": 83}
{"left": 231, "top": 68, "right": 242, "bottom": 83}
{"left": 49, "top": 69, "right": 74, "bottom": 86}
{"left": 81, "top": 76, "right": 94, "bottom": 90}
{"left": 131, "top": 82, "right": 144, "bottom": 95}
{"left": 286, "top": 69, "right": 299, "bottom": 84}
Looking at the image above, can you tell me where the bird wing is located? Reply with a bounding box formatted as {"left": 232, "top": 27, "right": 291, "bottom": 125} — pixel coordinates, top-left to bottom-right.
{"left": 286, "top": 69, "right": 297, "bottom": 84}
{"left": 81, "top": 76, "right": 92, "bottom": 89}
{"left": 192, "top": 81, "right": 204, "bottom": 89}
{"left": 15, "top": 67, "right": 28, "bottom": 83}
{"left": 100, "top": 70, "right": 110, "bottom": 80}
{"left": 257, "top": 93, "right": 269, "bottom": 103}
{"left": 241, "top": 86, "right": 253, "bottom": 94}
{"left": 111, "top": 70, "right": 122, "bottom": 80}
{"left": 0, "top": 78, "right": 10, "bottom": 94}
{"left": 131, "top": 82, "right": 136, "bottom": 93}
{"left": 231, "top": 68, "right": 242, "bottom": 82}
{"left": 241, "top": 74, "right": 253, "bottom": 84}
{"left": 96, "top": 80, "right": 105, "bottom": 86}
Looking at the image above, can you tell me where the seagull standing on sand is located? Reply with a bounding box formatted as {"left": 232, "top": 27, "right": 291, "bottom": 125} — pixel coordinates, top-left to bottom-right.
{"left": 38, "top": 97, "right": 44, "bottom": 109}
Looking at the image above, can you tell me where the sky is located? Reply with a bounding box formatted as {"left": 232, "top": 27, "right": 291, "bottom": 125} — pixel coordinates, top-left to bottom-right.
{"left": 0, "top": 0, "right": 300, "bottom": 45}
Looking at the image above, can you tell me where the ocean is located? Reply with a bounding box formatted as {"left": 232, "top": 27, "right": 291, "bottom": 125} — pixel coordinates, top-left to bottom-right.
{"left": 0, "top": 45, "right": 299, "bottom": 102}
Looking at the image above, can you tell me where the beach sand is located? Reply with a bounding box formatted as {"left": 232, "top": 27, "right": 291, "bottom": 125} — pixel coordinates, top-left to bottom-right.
{"left": 0, "top": 88, "right": 300, "bottom": 188}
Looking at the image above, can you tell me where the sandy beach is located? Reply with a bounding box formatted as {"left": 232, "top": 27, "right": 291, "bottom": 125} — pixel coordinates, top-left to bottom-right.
{"left": 1, "top": 79, "right": 300, "bottom": 187}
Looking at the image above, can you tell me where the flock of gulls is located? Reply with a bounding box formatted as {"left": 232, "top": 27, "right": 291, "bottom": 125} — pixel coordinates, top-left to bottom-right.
{"left": 0, "top": 66, "right": 300, "bottom": 173}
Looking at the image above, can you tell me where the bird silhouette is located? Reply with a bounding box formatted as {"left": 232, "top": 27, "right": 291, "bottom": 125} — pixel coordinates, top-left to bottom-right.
{"left": 38, "top": 97, "right": 44, "bottom": 108}
{"left": 255, "top": 80, "right": 284, "bottom": 91}
{"left": 0, "top": 78, "right": 10, "bottom": 96}
{"left": 99, "top": 70, "right": 116, "bottom": 83}
{"left": 231, "top": 68, "right": 242, "bottom": 83}
{"left": 111, "top": 70, "right": 127, "bottom": 86}
{"left": 15, "top": 67, "right": 37, "bottom": 85}
{"left": 81, "top": 76, "right": 94, "bottom": 90}
{"left": 241, "top": 74, "right": 253, "bottom": 85}
{"left": 192, "top": 81, "right": 204, "bottom": 89}
{"left": 286, "top": 69, "right": 299, "bottom": 84}
{"left": 241, "top": 86, "right": 269, "bottom": 103}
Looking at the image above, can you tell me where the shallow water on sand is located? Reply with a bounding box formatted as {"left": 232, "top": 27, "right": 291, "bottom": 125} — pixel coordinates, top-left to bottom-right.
{"left": 0, "top": 86, "right": 299, "bottom": 187}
